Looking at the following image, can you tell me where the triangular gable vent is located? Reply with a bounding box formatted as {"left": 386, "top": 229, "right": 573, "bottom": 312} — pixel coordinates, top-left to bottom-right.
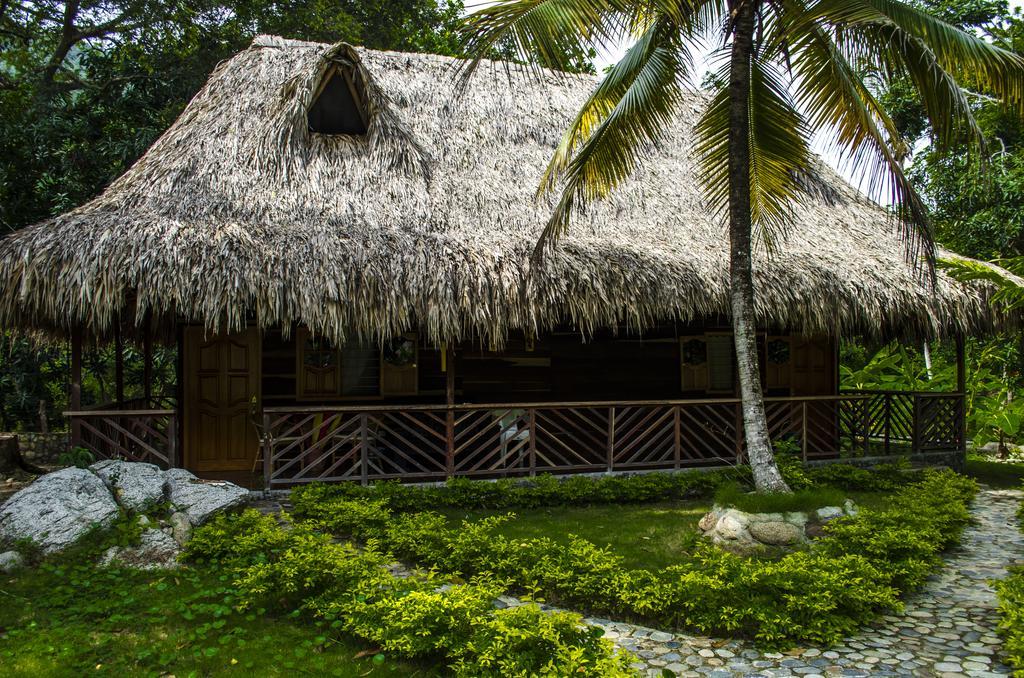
{"left": 308, "top": 63, "right": 368, "bottom": 136}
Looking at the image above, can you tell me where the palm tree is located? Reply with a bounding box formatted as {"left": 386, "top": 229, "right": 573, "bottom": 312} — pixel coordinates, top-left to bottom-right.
{"left": 459, "top": 0, "right": 1024, "bottom": 493}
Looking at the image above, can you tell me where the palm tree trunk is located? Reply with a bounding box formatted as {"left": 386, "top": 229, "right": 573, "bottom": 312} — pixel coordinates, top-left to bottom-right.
{"left": 727, "top": 0, "right": 790, "bottom": 494}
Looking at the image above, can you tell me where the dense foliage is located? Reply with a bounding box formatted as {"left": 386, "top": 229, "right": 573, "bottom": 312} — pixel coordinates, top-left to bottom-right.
{"left": 184, "top": 512, "right": 634, "bottom": 676}
{"left": 841, "top": 338, "right": 1024, "bottom": 447}
{"left": 994, "top": 484, "right": 1024, "bottom": 672}
{"left": 288, "top": 468, "right": 975, "bottom": 648}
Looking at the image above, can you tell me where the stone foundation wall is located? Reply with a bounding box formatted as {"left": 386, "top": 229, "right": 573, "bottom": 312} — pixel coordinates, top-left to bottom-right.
{"left": 5, "top": 432, "right": 70, "bottom": 465}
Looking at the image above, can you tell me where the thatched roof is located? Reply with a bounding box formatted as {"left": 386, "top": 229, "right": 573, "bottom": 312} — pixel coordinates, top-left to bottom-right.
{"left": 0, "top": 35, "right": 1017, "bottom": 344}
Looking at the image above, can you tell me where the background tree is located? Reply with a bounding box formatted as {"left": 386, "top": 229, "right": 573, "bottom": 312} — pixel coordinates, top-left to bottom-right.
{"left": 461, "top": 0, "right": 1024, "bottom": 493}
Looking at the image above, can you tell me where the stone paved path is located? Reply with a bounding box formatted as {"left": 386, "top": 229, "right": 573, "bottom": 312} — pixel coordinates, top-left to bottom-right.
{"left": 574, "top": 487, "right": 1024, "bottom": 677}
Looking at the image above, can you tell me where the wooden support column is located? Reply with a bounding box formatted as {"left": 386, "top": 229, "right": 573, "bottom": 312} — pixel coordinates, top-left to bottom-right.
{"left": 70, "top": 326, "right": 82, "bottom": 449}
{"left": 955, "top": 335, "right": 967, "bottom": 464}
{"left": 445, "top": 343, "right": 455, "bottom": 477}
{"left": 143, "top": 314, "right": 153, "bottom": 404}
{"left": 114, "top": 317, "right": 125, "bottom": 406}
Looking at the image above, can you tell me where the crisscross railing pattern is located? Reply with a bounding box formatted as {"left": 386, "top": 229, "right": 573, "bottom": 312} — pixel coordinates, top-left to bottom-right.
{"left": 66, "top": 408, "right": 177, "bottom": 468}
{"left": 261, "top": 391, "right": 964, "bottom": 487}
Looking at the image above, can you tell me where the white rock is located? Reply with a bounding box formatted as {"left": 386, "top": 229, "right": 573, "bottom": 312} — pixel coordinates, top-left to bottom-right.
{"left": 0, "top": 467, "right": 119, "bottom": 553}
{"left": 844, "top": 499, "right": 858, "bottom": 516}
{"left": 164, "top": 471, "right": 247, "bottom": 526}
{"left": 0, "top": 549, "right": 24, "bottom": 572}
{"left": 785, "top": 511, "right": 809, "bottom": 525}
{"left": 169, "top": 511, "right": 192, "bottom": 546}
{"left": 90, "top": 460, "right": 166, "bottom": 513}
{"left": 816, "top": 506, "right": 845, "bottom": 522}
{"left": 716, "top": 513, "right": 748, "bottom": 540}
{"left": 101, "top": 528, "right": 180, "bottom": 570}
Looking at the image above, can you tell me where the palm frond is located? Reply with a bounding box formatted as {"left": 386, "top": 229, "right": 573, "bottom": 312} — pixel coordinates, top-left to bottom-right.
{"left": 939, "top": 257, "right": 1024, "bottom": 311}
{"left": 695, "top": 54, "right": 813, "bottom": 247}
{"left": 784, "top": 13, "right": 933, "bottom": 266}
{"left": 534, "top": 14, "right": 690, "bottom": 256}
{"left": 812, "top": 0, "right": 1024, "bottom": 114}
{"left": 458, "top": 0, "right": 632, "bottom": 81}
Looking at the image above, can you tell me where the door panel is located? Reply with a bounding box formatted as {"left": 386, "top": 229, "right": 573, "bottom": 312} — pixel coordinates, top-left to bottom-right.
{"left": 185, "top": 327, "right": 260, "bottom": 473}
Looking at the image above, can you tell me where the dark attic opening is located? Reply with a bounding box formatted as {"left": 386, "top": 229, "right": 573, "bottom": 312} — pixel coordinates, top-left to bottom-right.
{"left": 308, "top": 63, "right": 368, "bottom": 135}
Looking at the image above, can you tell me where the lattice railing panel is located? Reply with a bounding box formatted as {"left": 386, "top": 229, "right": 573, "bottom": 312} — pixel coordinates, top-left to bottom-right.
{"left": 452, "top": 408, "right": 532, "bottom": 476}
{"left": 534, "top": 407, "right": 607, "bottom": 471}
{"left": 74, "top": 411, "right": 176, "bottom": 468}
{"left": 612, "top": 405, "right": 675, "bottom": 468}
{"left": 678, "top": 402, "right": 739, "bottom": 464}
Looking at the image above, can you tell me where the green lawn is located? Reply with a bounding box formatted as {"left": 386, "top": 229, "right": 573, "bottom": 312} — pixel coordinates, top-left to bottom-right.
{"left": 0, "top": 556, "right": 437, "bottom": 677}
{"left": 441, "top": 490, "right": 894, "bottom": 572}
{"left": 442, "top": 500, "right": 709, "bottom": 571}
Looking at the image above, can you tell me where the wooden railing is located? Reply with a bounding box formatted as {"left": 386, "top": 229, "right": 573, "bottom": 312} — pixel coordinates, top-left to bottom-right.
{"left": 65, "top": 404, "right": 178, "bottom": 469}
{"left": 261, "top": 392, "right": 965, "bottom": 488}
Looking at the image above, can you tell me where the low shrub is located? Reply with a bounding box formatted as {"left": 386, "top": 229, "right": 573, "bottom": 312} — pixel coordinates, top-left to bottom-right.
{"left": 294, "top": 468, "right": 975, "bottom": 648}
{"left": 995, "top": 482, "right": 1024, "bottom": 672}
{"left": 996, "top": 566, "right": 1024, "bottom": 670}
{"left": 291, "top": 467, "right": 752, "bottom": 518}
{"left": 186, "top": 510, "right": 634, "bottom": 676}
{"left": 290, "top": 460, "right": 917, "bottom": 520}
{"left": 713, "top": 482, "right": 847, "bottom": 513}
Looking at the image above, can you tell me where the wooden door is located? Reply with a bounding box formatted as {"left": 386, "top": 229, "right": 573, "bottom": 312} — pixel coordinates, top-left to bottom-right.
{"left": 184, "top": 327, "right": 261, "bottom": 473}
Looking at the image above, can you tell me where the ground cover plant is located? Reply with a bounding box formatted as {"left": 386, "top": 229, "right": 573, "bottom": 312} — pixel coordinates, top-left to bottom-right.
{"left": 1, "top": 505, "right": 633, "bottom": 676}
{"left": 292, "top": 467, "right": 976, "bottom": 648}
{"left": 0, "top": 525, "right": 436, "bottom": 677}
{"left": 182, "top": 512, "right": 634, "bottom": 677}
{"left": 994, "top": 479, "right": 1024, "bottom": 673}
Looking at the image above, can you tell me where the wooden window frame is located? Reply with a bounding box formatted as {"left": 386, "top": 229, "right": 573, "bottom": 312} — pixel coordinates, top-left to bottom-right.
{"left": 295, "top": 329, "right": 419, "bottom": 401}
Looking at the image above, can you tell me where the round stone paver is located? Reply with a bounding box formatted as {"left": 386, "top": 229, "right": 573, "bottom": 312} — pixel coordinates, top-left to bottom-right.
{"left": 581, "top": 487, "right": 1024, "bottom": 676}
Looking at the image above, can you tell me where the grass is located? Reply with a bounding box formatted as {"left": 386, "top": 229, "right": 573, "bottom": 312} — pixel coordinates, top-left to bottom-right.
{"left": 442, "top": 500, "right": 709, "bottom": 571}
{"left": 440, "top": 489, "right": 895, "bottom": 571}
{"left": 714, "top": 483, "right": 848, "bottom": 514}
{"left": 965, "top": 457, "right": 1024, "bottom": 489}
{"left": 0, "top": 553, "right": 438, "bottom": 677}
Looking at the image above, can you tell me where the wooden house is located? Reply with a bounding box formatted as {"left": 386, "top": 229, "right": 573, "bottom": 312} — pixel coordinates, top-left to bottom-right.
{"left": 0, "top": 37, "right": 1016, "bottom": 486}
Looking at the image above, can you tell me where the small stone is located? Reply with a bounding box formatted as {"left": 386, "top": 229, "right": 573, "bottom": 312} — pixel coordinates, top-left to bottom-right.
{"left": 816, "top": 506, "right": 845, "bottom": 522}
{"left": 169, "top": 511, "right": 192, "bottom": 547}
{"left": 0, "top": 549, "right": 24, "bottom": 572}
{"left": 934, "top": 662, "right": 963, "bottom": 673}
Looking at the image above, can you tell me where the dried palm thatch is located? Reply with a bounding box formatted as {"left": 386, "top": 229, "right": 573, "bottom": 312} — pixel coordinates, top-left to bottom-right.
{"left": 0, "top": 35, "right": 1018, "bottom": 345}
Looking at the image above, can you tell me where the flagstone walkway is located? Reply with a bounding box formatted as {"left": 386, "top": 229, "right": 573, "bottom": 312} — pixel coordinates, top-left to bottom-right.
{"left": 572, "top": 487, "right": 1024, "bottom": 677}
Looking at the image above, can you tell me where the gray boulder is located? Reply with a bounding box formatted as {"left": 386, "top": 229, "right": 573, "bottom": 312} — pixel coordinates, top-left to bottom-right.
{"left": 0, "top": 549, "right": 24, "bottom": 572}
{"left": 0, "top": 467, "right": 120, "bottom": 553}
{"left": 164, "top": 469, "right": 247, "bottom": 526}
{"left": 748, "top": 521, "right": 804, "bottom": 546}
{"left": 101, "top": 528, "right": 180, "bottom": 570}
{"left": 169, "top": 511, "right": 192, "bottom": 547}
{"left": 91, "top": 460, "right": 166, "bottom": 513}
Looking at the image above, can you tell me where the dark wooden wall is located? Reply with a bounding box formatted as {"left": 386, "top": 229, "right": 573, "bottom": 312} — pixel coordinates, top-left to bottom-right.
{"left": 257, "top": 323, "right": 836, "bottom": 407}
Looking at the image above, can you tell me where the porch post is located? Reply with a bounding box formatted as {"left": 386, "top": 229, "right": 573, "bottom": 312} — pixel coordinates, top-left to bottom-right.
{"left": 114, "top": 316, "right": 125, "bottom": 406}
{"left": 445, "top": 343, "right": 455, "bottom": 477}
{"left": 956, "top": 335, "right": 967, "bottom": 465}
{"left": 70, "top": 326, "right": 82, "bottom": 449}
{"left": 143, "top": 314, "right": 153, "bottom": 404}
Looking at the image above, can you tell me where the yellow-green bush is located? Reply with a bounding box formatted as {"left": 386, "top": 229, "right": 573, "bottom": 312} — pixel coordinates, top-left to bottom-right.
{"left": 292, "top": 468, "right": 975, "bottom": 648}
{"left": 185, "top": 510, "right": 635, "bottom": 677}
